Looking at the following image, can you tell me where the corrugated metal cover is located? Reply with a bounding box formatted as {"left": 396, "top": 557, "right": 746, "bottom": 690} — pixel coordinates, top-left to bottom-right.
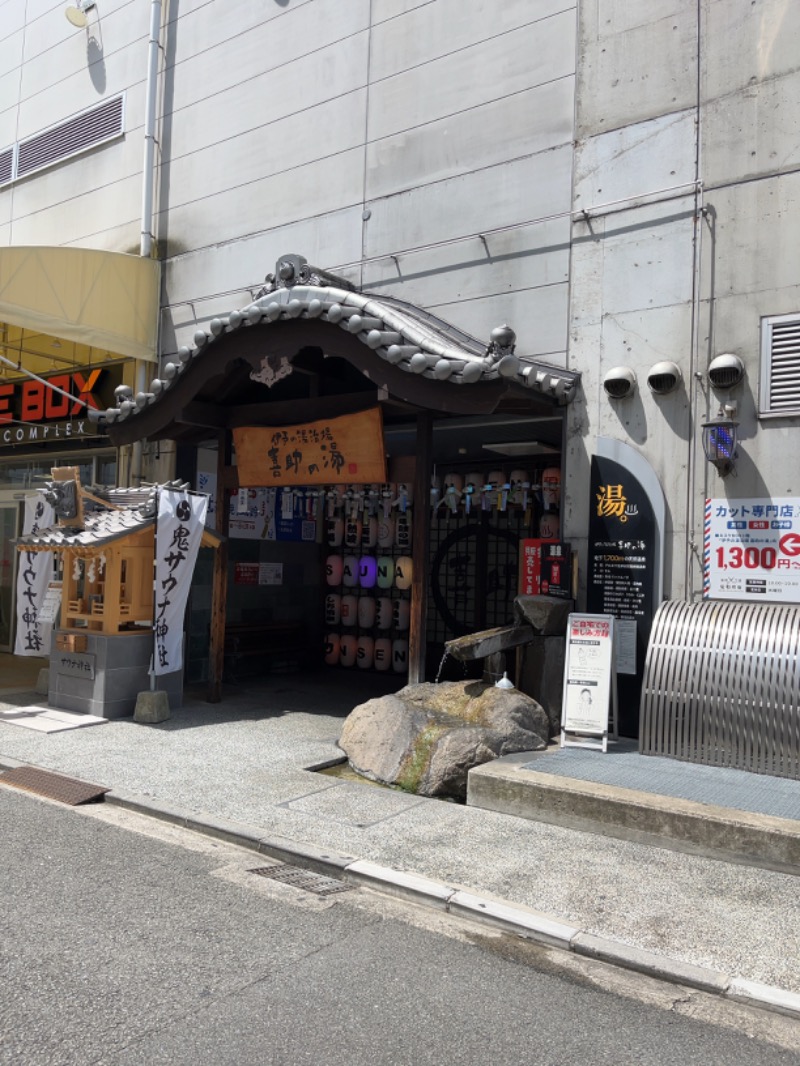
{"left": 16, "top": 96, "right": 124, "bottom": 179}
{"left": 640, "top": 600, "right": 800, "bottom": 780}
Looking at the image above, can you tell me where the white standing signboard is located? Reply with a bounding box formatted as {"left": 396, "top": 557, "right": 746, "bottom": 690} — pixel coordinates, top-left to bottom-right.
{"left": 561, "top": 613, "right": 617, "bottom": 751}
{"left": 154, "top": 489, "right": 208, "bottom": 675}
{"left": 704, "top": 497, "right": 800, "bottom": 602}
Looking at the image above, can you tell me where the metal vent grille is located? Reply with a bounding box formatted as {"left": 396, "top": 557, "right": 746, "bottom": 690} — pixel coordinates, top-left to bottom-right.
{"left": 16, "top": 95, "right": 124, "bottom": 179}
{"left": 249, "top": 865, "right": 354, "bottom": 896}
{"left": 762, "top": 315, "right": 800, "bottom": 414}
{"left": 640, "top": 599, "right": 800, "bottom": 779}
{"left": 0, "top": 146, "right": 13, "bottom": 187}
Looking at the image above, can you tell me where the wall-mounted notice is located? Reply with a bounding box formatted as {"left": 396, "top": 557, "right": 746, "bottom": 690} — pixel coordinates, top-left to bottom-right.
{"left": 704, "top": 497, "right": 800, "bottom": 603}
{"left": 561, "top": 613, "right": 617, "bottom": 752}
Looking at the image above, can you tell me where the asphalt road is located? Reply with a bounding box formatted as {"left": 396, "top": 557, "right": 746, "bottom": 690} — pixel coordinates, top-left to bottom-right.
{"left": 1, "top": 787, "right": 798, "bottom": 1066}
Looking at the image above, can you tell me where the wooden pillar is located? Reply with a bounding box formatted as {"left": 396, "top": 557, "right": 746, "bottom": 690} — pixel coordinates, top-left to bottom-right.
{"left": 207, "top": 431, "right": 230, "bottom": 702}
{"left": 408, "top": 411, "right": 432, "bottom": 684}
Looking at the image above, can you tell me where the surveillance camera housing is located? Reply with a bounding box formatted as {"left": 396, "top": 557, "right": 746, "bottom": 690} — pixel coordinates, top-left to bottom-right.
{"left": 647, "top": 360, "right": 682, "bottom": 395}
{"left": 708, "top": 353, "right": 745, "bottom": 390}
{"left": 603, "top": 366, "right": 637, "bottom": 399}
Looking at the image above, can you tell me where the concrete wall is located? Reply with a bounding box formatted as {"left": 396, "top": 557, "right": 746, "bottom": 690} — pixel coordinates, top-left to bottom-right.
{"left": 155, "top": 0, "right": 577, "bottom": 360}
{"left": 566, "top": 0, "right": 800, "bottom": 603}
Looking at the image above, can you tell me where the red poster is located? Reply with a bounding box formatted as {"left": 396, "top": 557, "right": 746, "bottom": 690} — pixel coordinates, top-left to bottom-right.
{"left": 234, "top": 562, "right": 259, "bottom": 585}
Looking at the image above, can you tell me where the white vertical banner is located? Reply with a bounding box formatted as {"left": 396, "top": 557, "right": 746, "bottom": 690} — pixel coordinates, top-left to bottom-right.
{"left": 14, "top": 495, "right": 55, "bottom": 657}
{"left": 154, "top": 489, "right": 208, "bottom": 676}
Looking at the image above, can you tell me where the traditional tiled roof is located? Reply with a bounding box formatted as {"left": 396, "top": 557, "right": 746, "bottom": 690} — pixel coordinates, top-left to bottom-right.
{"left": 15, "top": 482, "right": 188, "bottom": 551}
{"left": 96, "top": 254, "right": 580, "bottom": 427}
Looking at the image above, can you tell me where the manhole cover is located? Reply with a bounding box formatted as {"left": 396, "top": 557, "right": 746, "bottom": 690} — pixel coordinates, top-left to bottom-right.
{"left": 0, "top": 766, "right": 109, "bottom": 806}
{"left": 249, "top": 864, "right": 354, "bottom": 897}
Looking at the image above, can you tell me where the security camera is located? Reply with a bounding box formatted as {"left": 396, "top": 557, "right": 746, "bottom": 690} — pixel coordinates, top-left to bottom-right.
{"left": 647, "top": 360, "right": 682, "bottom": 395}
{"left": 708, "top": 353, "right": 745, "bottom": 390}
{"left": 603, "top": 366, "right": 637, "bottom": 399}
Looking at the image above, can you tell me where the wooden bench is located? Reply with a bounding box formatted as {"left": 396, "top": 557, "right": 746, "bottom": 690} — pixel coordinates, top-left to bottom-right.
{"left": 223, "top": 621, "right": 307, "bottom": 681}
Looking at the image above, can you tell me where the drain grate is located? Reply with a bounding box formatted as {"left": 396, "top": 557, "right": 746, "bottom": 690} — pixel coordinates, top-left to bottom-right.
{"left": 0, "top": 766, "right": 109, "bottom": 806}
{"left": 249, "top": 864, "right": 354, "bottom": 897}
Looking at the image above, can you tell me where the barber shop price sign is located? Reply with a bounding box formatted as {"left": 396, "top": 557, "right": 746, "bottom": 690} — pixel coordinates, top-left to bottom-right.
{"left": 704, "top": 498, "right": 800, "bottom": 603}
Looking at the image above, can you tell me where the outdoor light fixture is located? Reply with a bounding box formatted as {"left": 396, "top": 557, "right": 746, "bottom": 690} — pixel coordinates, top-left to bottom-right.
{"left": 701, "top": 405, "right": 739, "bottom": 477}
{"left": 65, "top": 0, "right": 95, "bottom": 27}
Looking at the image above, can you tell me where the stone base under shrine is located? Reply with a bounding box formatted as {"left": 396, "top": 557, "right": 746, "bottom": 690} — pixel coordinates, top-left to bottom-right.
{"left": 48, "top": 630, "right": 183, "bottom": 719}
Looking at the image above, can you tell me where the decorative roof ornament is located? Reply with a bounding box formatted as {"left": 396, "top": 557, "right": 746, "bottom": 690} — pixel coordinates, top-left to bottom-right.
{"left": 94, "top": 254, "right": 580, "bottom": 428}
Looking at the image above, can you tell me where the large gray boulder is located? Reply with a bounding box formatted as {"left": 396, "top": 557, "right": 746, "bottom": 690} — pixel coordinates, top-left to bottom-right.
{"left": 338, "top": 680, "right": 548, "bottom": 801}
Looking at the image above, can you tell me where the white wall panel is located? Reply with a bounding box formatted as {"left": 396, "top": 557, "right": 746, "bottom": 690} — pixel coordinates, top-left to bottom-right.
{"left": 702, "top": 74, "right": 800, "bottom": 188}
{"left": 8, "top": 172, "right": 141, "bottom": 248}
{"left": 573, "top": 110, "right": 696, "bottom": 213}
{"left": 704, "top": 172, "right": 800, "bottom": 299}
{"left": 167, "top": 0, "right": 369, "bottom": 112}
{"left": 429, "top": 283, "right": 569, "bottom": 361}
{"left": 364, "top": 146, "right": 573, "bottom": 259}
{"left": 703, "top": 0, "right": 800, "bottom": 100}
{"left": 165, "top": 34, "right": 368, "bottom": 162}
{"left": 577, "top": 3, "right": 696, "bottom": 137}
{"left": 367, "top": 78, "right": 574, "bottom": 201}
{"left": 164, "top": 90, "right": 367, "bottom": 208}
{"left": 369, "top": 10, "right": 576, "bottom": 141}
{"left": 370, "top": 0, "right": 572, "bottom": 82}
{"left": 599, "top": 211, "right": 695, "bottom": 317}
{"left": 160, "top": 147, "right": 364, "bottom": 255}
{"left": 0, "top": 30, "right": 24, "bottom": 124}
{"left": 362, "top": 218, "right": 570, "bottom": 309}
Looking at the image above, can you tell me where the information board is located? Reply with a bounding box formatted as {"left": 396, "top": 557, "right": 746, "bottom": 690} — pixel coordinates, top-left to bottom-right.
{"left": 704, "top": 497, "right": 800, "bottom": 603}
{"left": 561, "top": 613, "right": 617, "bottom": 751}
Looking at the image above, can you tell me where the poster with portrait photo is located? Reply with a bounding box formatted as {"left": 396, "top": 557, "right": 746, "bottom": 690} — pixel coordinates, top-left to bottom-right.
{"left": 561, "top": 613, "right": 617, "bottom": 749}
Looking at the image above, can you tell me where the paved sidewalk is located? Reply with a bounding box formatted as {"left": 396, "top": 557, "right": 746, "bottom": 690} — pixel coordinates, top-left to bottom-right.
{"left": 1, "top": 669, "right": 799, "bottom": 1020}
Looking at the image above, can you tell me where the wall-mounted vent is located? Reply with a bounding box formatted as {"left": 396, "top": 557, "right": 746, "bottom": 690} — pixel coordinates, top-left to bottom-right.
{"left": 15, "top": 95, "right": 124, "bottom": 180}
{"left": 646, "top": 360, "right": 682, "bottom": 395}
{"left": 708, "top": 353, "right": 745, "bottom": 390}
{"left": 760, "top": 313, "right": 800, "bottom": 416}
{"left": 0, "top": 146, "right": 14, "bottom": 187}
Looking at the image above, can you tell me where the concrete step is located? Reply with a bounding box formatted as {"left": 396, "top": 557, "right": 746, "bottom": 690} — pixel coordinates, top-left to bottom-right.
{"left": 467, "top": 748, "right": 800, "bottom": 875}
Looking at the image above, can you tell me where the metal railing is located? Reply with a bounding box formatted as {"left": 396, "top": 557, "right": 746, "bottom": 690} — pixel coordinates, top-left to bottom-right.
{"left": 640, "top": 599, "right": 800, "bottom": 780}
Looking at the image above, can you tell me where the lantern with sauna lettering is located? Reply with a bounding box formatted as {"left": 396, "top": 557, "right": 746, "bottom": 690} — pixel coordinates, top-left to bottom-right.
{"left": 324, "top": 633, "right": 340, "bottom": 665}
{"left": 395, "top": 556, "right": 413, "bottom": 590}
{"left": 341, "top": 555, "right": 359, "bottom": 587}
{"left": 325, "top": 555, "right": 343, "bottom": 587}
{"left": 339, "top": 634, "right": 357, "bottom": 668}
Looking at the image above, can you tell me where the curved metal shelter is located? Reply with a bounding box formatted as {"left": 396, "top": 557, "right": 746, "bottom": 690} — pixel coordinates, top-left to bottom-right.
{"left": 640, "top": 599, "right": 800, "bottom": 780}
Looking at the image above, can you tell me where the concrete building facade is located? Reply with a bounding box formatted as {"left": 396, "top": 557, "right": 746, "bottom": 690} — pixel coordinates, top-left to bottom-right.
{"left": 2, "top": 0, "right": 799, "bottom": 737}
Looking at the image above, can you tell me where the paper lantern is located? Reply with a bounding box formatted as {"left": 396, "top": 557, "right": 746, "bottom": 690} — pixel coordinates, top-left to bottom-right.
{"left": 395, "top": 556, "right": 413, "bottom": 590}
{"left": 356, "top": 635, "right": 375, "bottom": 669}
{"left": 361, "top": 514, "right": 378, "bottom": 549}
{"left": 342, "top": 555, "right": 359, "bottom": 587}
{"left": 357, "top": 596, "right": 377, "bottom": 628}
{"left": 344, "top": 517, "right": 362, "bottom": 549}
{"left": 377, "top": 514, "right": 395, "bottom": 548}
{"left": 376, "top": 597, "right": 393, "bottom": 630}
{"left": 341, "top": 595, "right": 358, "bottom": 626}
{"left": 376, "top": 557, "right": 395, "bottom": 589}
{"left": 443, "top": 472, "right": 464, "bottom": 493}
{"left": 358, "top": 555, "right": 378, "bottom": 588}
{"left": 324, "top": 593, "right": 341, "bottom": 626}
{"left": 392, "top": 639, "right": 409, "bottom": 673}
{"left": 326, "top": 516, "right": 344, "bottom": 547}
{"left": 324, "top": 633, "right": 340, "bottom": 666}
{"left": 542, "top": 467, "right": 561, "bottom": 509}
{"left": 395, "top": 482, "right": 413, "bottom": 509}
{"left": 325, "top": 554, "right": 343, "bottom": 586}
{"left": 374, "top": 638, "right": 392, "bottom": 671}
{"left": 395, "top": 512, "right": 412, "bottom": 550}
{"left": 393, "top": 598, "right": 410, "bottom": 630}
{"left": 339, "top": 634, "right": 357, "bottom": 668}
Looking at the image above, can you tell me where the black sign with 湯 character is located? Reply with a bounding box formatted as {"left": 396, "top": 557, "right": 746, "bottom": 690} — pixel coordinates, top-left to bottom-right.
{"left": 587, "top": 450, "right": 662, "bottom": 737}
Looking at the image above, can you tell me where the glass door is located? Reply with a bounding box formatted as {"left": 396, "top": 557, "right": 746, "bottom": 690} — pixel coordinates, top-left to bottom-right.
{"left": 0, "top": 504, "right": 19, "bottom": 651}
